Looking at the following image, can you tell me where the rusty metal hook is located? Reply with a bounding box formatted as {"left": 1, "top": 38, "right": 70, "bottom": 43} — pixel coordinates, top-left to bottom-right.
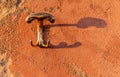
{"left": 26, "top": 12, "right": 55, "bottom": 47}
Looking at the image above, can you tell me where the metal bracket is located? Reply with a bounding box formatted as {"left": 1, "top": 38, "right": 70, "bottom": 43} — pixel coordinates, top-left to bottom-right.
{"left": 26, "top": 12, "right": 55, "bottom": 47}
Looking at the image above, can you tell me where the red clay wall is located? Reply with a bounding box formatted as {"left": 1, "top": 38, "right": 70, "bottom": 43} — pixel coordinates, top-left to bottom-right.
{"left": 0, "top": 0, "right": 120, "bottom": 77}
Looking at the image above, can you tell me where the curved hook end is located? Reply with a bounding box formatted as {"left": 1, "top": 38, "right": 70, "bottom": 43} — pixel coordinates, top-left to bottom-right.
{"left": 30, "top": 40, "right": 38, "bottom": 47}
{"left": 30, "top": 40, "right": 50, "bottom": 48}
{"left": 49, "top": 17, "right": 55, "bottom": 23}
{"left": 41, "top": 40, "right": 50, "bottom": 48}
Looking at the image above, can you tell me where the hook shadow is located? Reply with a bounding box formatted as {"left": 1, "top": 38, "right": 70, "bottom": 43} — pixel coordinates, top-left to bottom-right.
{"left": 45, "top": 17, "right": 107, "bottom": 28}
{"left": 44, "top": 17, "right": 107, "bottom": 48}
{"left": 49, "top": 42, "right": 81, "bottom": 49}
{"left": 77, "top": 17, "right": 107, "bottom": 28}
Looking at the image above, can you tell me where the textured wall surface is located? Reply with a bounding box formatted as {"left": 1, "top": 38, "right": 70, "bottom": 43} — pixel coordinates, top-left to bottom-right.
{"left": 0, "top": 0, "right": 120, "bottom": 77}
